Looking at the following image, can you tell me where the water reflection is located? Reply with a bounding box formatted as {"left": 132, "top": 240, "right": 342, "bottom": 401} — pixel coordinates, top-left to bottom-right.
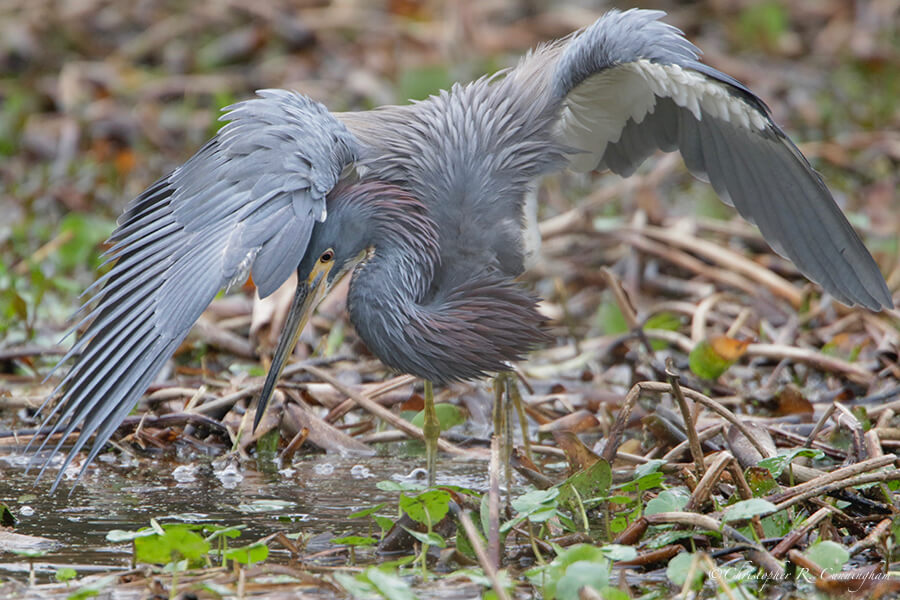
{"left": 1, "top": 452, "right": 488, "bottom": 581}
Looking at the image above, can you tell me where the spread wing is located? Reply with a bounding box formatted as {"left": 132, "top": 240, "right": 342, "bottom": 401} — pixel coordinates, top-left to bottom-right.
{"left": 35, "top": 89, "right": 358, "bottom": 488}
{"left": 542, "top": 9, "right": 891, "bottom": 310}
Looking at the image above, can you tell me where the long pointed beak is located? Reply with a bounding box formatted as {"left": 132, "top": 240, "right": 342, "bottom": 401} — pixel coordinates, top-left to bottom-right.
{"left": 253, "top": 263, "right": 331, "bottom": 431}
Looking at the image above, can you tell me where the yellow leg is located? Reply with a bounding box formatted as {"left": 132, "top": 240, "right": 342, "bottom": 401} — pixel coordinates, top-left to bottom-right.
{"left": 507, "top": 374, "right": 533, "bottom": 465}
{"left": 422, "top": 380, "right": 439, "bottom": 487}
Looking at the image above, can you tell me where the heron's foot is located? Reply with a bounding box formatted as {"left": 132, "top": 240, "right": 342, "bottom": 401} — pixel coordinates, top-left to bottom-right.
{"left": 422, "top": 380, "right": 439, "bottom": 487}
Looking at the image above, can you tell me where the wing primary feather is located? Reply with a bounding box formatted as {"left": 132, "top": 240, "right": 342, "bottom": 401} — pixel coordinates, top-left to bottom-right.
{"left": 540, "top": 8, "right": 891, "bottom": 309}
{"left": 36, "top": 90, "right": 359, "bottom": 490}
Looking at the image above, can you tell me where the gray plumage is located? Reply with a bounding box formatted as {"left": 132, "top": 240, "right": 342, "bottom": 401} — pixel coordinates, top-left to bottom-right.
{"left": 35, "top": 9, "right": 892, "bottom": 489}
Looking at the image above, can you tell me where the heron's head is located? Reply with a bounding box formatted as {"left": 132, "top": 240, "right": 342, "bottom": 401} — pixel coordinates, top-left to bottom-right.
{"left": 253, "top": 181, "right": 435, "bottom": 430}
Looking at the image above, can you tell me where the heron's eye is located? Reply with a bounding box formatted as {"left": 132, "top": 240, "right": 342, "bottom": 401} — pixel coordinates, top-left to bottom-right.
{"left": 319, "top": 249, "right": 334, "bottom": 263}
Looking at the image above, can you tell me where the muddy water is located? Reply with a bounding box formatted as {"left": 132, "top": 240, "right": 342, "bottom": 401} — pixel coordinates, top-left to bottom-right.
{"left": 0, "top": 451, "right": 490, "bottom": 582}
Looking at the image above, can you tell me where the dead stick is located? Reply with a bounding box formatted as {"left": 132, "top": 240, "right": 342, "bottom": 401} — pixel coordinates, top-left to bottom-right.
{"left": 666, "top": 359, "right": 705, "bottom": 477}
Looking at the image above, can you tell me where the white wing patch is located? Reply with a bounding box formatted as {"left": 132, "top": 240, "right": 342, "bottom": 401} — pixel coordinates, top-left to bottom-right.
{"left": 558, "top": 59, "right": 768, "bottom": 172}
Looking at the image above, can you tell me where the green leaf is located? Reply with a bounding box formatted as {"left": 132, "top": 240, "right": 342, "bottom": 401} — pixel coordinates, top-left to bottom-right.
{"left": 615, "top": 471, "right": 664, "bottom": 494}
{"left": 374, "top": 515, "right": 395, "bottom": 533}
{"left": 634, "top": 459, "right": 667, "bottom": 479}
{"left": 332, "top": 535, "right": 378, "bottom": 547}
{"left": 398, "top": 489, "right": 451, "bottom": 525}
{"left": 55, "top": 567, "right": 77, "bottom": 583}
{"left": 596, "top": 299, "right": 627, "bottom": 335}
{"left": 503, "top": 487, "right": 561, "bottom": 533}
{"left": 644, "top": 312, "right": 681, "bottom": 350}
{"left": 11, "top": 549, "right": 46, "bottom": 558}
{"left": 512, "top": 488, "right": 560, "bottom": 515}
{"left": 599, "top": 544, "right": 638, "bottom": 562}
{"left": 689, "top": 339, "right": 733, "bottom": 379}
{"left": 0, "top": 502, "right": 16, "bottom": 527}
{"left": 365, "top": 566, "right": 418, "bottom": 600}
{"left": 757, "top": 448, "right": 825, "bottom": 477}
{"left": 556, "top": 560, "right": 610, "bottom": 600}
{"left": 667, "top": 552, "right": 704, "bottom": 589}
{"left": 456, "top": 520, "right": 485, "bottom": 560}
{"left": 527, "top": 544, "right": 610, "bottom": 600}
{"left": 134, "top": 525, "right": 210, "bottom": 566}
{"left": 644, "top": 488, "right": 690, "bottom": 515}
{"left": 410, "top": 403, "right": 465, "bottom": 431}
{"left": 722, "top": 499, "right": 777, "bottom": 522}
{"left": 65, "top": 574, "right": 117, "bottom": 600}
{"left": 224, "top": 542, "right": 269, "bottom": 565}
{"left": 334, "top": 571, "right": 377, "bottom": 598}
{"left": 203, "top": 525, "right": 245, "bottom": 542}
{"left": 557, "top": 460, "right": 612, "bottom": 511}
{"left": 805, "top": 541, "right": 850, "bottom": 575}
{"left": 348, "top": 503, "right": 387, "bottom": 519}
{"left": 401, "top": 527, "right": 447, "bottom": 548}
{"left": 744, "top": 466, "right": 780, "bottom": 496}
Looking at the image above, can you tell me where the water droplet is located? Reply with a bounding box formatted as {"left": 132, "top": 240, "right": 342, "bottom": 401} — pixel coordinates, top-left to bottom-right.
{"left": 350, "top": 464, "right": 372, "bottom": 479}
{"left": 313, "top": 462, "right": 334, "bottom": 476}
{"left": 172, "top": 465, "right": 198, "bottom": 483}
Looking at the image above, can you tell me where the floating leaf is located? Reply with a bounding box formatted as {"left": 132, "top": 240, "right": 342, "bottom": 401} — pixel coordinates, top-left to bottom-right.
{"left": 106, "top": 528, "right": 157, "bottom": 543}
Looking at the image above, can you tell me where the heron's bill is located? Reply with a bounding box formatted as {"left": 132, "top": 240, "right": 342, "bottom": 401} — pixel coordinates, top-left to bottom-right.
{"left": 253, "top": 262, "right": 332, "bottom": 431}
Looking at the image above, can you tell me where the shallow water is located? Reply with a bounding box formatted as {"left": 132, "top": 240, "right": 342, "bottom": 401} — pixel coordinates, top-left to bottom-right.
{"left": 0, "top": 450, "right": 490, "bottom": 583}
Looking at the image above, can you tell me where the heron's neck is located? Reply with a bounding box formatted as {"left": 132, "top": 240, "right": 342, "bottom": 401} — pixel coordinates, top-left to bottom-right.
{"left": 347, "top": 221, "right": 548, "bottom": 383}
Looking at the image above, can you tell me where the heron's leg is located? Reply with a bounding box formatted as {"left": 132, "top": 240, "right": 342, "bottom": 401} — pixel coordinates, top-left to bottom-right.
{"left": 492, "top": 372, "right": 513, "bottom": 498}
{"left": 507, "top": 374, "right": 533, "bottom": 465}
{"left": 422, "top": 380, "right": 438, "bottom": 487}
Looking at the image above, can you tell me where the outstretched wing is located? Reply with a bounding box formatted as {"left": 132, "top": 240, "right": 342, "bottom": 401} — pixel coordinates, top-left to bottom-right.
{"left": 35, "top": 89, "right": 357, "bottom": 488}
{"left": 545, "top": 9, "right": 891, "bottom": 310}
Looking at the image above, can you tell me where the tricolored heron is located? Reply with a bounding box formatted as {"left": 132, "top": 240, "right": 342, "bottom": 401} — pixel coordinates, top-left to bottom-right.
{"left": 34, "top": 9, "right": 892, "bottom": 489}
